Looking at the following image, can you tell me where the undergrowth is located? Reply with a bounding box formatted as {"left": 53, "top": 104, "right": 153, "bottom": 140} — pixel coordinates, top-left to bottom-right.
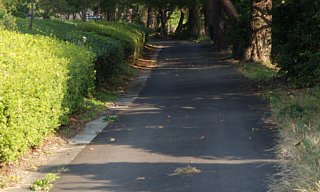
{"left": 268, "top": 88, "right": 320, "bottom": 192}
{"left": 238, "top": 62, "right": 320, "bottom": 191}
{"left": 239, "top": 62, "right": 278, "bottom": 81}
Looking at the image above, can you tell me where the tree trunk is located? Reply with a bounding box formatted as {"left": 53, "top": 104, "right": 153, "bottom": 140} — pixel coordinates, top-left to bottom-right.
{"left": 188, "top": 3, "right": 201, "bottom": 39}
{"left": 210, "top": 0, "right": 223, "bottom": 47}
{"left": 204, "top": 2, "right": 210, "bottom": 36}
{"left": 245, "top": 0, "right": 272, "bottom": 64}
{"left": 82, "top": 0, "right": 87, "bottom": 21}
{"left": 221, "top": 0, "right": 239, "bottom": 18}
{"left": 159, "top": 9, "right": 167, "bottom": 36}
{"left": 175, "top": 9, "right": 185, "bottom": 34}
{"left": 146, "top": 7, "right": 153, "bottom": 28}
{"left": 206, "top": 0, "right": 239, "bottom": 48}
{"left": 28, "top": 1, "right": 35, "bottom": 30}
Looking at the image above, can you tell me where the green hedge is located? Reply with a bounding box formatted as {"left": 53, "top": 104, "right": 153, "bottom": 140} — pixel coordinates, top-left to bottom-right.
{"left": 0, "top": 30, "right": 95, "bottom": 162}
{"left": 0, "top": 19, "right": 147, "bottom": 163}
{"left": 78, "top": 21, "right": 147, "bottom": 60}
{"left": 16, "top": 19, "right": 147, "bottom": 87}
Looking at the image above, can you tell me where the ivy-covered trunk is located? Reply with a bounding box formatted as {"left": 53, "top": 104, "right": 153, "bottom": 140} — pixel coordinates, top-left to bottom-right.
{"left": 245, "top": 0, "right": 272, "bottom": 64}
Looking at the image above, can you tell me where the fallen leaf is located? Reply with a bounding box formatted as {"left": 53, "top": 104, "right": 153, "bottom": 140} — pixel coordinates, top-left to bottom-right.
{"left": 108, "top": 138, "right": 116, "bottom": 142}
{"left": 136, "top": 177, "right": 146, "bottom": 181}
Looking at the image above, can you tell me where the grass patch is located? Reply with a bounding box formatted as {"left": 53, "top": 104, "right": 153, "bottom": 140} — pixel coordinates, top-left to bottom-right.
{"left": 238, "top": 62, "right": 320, "bottom": 191}
{"left": 239, "top": 62, "right": 278, "bottom": 81}
{"left": 58, "top": 91, "right": 118, "bottom": 139}
{"left": 30, "top": 173, "right": 59, "bottom": 191}
{"left": 104, "top": 115, "right": 118, "bottom": 123}
{"left": 268, "top": 87, "right": 320, "bottom": 192}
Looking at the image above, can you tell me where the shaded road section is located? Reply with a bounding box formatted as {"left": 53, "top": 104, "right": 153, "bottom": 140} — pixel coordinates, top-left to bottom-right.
{"left": 51, "top": 41, "right": 276, "bottom": 192}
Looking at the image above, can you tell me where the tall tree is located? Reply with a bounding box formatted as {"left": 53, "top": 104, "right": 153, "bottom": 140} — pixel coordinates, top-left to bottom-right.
{"left": 175, "top": 8, "right": 186, "bottom": 34}
{"left": 28, "top": 0, "right": 35, "bottom": 29}
{"left": 81, "top": 0, "right": 87, "bottom": 21}
{"left": 245, "top": 0, "right": 272, "bottom": 64}
{"left": 187, "top": 2, "right": 201, "bottom": 38}
{"left": 206, "top": 0, "right": 222, "bottom": 46}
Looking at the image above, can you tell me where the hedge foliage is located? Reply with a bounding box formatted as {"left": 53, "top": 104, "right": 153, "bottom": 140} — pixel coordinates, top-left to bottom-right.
{"left": 78, "top": 21, "right": 147, "bottom": 60}
{"left": 0, "top": 30, "right": 95, "bottom": 162}
{"left": 0, "top": 19, "right": 147, "bottom": 163}
{"left": 17, "top": 19, "right": 147, "bottom": 86}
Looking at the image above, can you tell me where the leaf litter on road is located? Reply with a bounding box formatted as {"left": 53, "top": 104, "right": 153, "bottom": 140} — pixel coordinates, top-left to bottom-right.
{"left": 107, "top": 138, "right": 117, "bottom": 142}
{"left": 170, "top": 165, "right": 202, "bottom": 176}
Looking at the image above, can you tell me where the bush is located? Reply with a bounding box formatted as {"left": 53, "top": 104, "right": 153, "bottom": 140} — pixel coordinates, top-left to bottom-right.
{"left": 78, "top": 21, "right": 147, "bottom": 60}
{"left": 16, "top": 19, "right": 147, "bottom": 87}
{"left": 0, "top": 2, "right": 16, "bottom": 30}
{"left": 0, "top": 18, "right": 147, "bottom": 163}
{"left": 273, "top": 0, "right": 320, "bottom": 87}
{"left": 0, "top": 30, "right": 95, "bottom": 162}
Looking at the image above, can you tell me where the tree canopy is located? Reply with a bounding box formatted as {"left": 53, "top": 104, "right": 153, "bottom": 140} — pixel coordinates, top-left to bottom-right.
{"left": 1, "top": 0, "right": 319, "bottom": 86}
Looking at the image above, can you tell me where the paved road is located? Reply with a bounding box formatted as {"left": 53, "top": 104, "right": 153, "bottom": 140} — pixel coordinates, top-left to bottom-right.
{"left": 51, "top": 41, "right": 276, "bottom": 192}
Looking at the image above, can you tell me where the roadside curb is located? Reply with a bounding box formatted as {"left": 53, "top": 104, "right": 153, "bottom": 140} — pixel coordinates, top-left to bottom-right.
{"left": 4, "top": 45, "right": 162, "bottom": 192}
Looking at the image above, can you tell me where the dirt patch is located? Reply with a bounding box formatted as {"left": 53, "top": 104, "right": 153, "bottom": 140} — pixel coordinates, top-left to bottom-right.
{"left": 0, "top": 136, "right": 65, "bottom": 189}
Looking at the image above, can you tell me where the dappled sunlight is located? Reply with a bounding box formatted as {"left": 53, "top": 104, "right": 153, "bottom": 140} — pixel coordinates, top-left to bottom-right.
{"left": 125, "top": 106, "right": 163, "bottom": 115}
{"left": 77, "top": 144, "right": 278, "bottom": 165}
{"left": 153, "top": 66, "right": 231, "bottom": 70}
{"left": 49, "top": 41, "right": 277, "bottom": 192}
{"left": 179, "top": 106, "right": 196, "bottom": 110}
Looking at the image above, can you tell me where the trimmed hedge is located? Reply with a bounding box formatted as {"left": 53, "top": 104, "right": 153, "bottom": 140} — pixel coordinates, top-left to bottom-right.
{"left": 16, "top": 19, "right": 147, "bottom": 87}
{"left": 0, "top": 30, "right": 95, "bottom": 162}
{"left": 78, "top": 21, "right": 147, "bottom": 60}
{"left": 0, "top": 19, "right": 147, "bottom": 163}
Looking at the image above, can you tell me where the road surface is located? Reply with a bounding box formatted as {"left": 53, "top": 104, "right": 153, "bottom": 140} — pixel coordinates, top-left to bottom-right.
{"left": 51, "top": 41, "right": 276, "bottom": 192}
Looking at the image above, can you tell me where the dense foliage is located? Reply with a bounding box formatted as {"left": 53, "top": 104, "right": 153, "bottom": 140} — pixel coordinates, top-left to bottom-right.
{"left": 272, "top": 0, "right": 320, "bottom": 86}
{"left": 0, "top": 18, "right": 146, "bottom": 163}
{"left": 0, "top": 30, "right": 95, "bottom": 162}
{"left": 0, "top": 1, "right": 16, "bottom": 30}
{"left": 16, "top": 19, "right": 147, "bottom": 87}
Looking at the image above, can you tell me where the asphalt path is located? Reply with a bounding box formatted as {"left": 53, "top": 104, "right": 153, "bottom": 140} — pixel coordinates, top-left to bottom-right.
{"left": 51, "top": 41, "right": 276, "bottom": 192}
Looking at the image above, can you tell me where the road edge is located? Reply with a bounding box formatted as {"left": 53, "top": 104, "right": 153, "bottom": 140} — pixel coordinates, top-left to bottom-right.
{"left": 4, "top": 45, "right": 162, "bottom": 192}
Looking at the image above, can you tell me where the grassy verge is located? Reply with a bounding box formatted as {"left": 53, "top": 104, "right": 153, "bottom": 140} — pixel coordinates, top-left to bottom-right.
{"left": 237, "top": 62, "right": 320, "bottom": 191}
{"left": 238, "top": 62, "right": 278, "bottom": 81}
{"left": 57, "top": 91, "right": 118, "bottom": 139}
{"left": 268, "top": 88, "right": 320, "bottom": 192}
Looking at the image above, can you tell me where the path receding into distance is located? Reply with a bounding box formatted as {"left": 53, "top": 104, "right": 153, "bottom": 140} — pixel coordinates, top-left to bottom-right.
{"left": 51, "top": 41, "right": 276, "bottom": 192}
